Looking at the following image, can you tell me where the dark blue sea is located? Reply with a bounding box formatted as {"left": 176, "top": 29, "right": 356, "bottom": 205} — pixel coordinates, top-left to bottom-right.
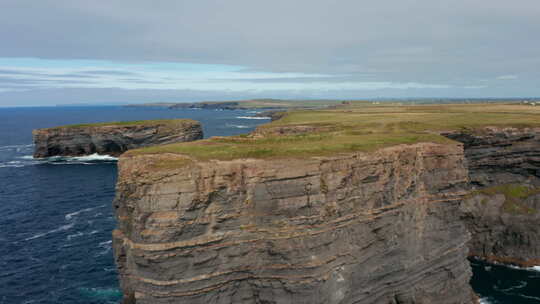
{"left": 0, "top": 106, "right": 538, "bottom": 304}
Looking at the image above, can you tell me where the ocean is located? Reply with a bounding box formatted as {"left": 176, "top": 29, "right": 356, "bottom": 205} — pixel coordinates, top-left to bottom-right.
{"left": 0, "top": 106, "right": 538, "bottom": 304}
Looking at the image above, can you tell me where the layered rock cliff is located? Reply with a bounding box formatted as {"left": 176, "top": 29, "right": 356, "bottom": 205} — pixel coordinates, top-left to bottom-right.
{"left": 33, "top": 119, "right": 203, "bottom": 158}
{"left": 112, "top": 142, "right": 474, "bottom": 304}
{"left": 443, "top": 127, "right": 540, "bottom": 266}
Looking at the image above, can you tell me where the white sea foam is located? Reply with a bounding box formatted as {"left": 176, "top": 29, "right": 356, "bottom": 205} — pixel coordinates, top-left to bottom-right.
{"left": 0, "top": 144, "right": 33, "bottom": 150}
{"left": 497, "top": 280, "right": 528, "bottom": 292}
{"left": 529, "top": 265, "right": 540, "bottom": 271}
{"left": 516, "top": 294, "right": 540, "bottom": 301}
{"left": 96, "top": 240, "right": 113, "bottom": 256}
{"left": 236, "top": 116, "right": 271, "bottom": 120}
{"left": 507, "top": 264, "right": 540, "bottom": 272}
{"left": 99, "top": 240, "right": 112, "bottom": 247}
{"left": 0, "top": 162, "right": 26, "bottom": 168}
{"left": 1, "top": 153, "right": 117, "bottom": 169}
{"left": 45, "top": 153, "right": 118, "bottom": 162}
{"left": 226, "top": 124, "right": 250, "bottom": 129}
{"left": 65, "top": 204, "right": 105, "bottom": 220}
{"left": 67, "top": 231, "right": 84, "bottom": 241}
{"left": 24, "top": 223, "right": 75, "bottom": 241}
{"left": 479, "top": 298, "right": 492, "bottom": 304}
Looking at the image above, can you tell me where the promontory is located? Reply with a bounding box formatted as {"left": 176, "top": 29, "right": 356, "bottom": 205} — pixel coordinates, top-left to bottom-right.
{"left": 32, "top": 119, "right": 203, "bottom": 158}
{"left": 112, "top": 103, "right": 540, "bottom": 304}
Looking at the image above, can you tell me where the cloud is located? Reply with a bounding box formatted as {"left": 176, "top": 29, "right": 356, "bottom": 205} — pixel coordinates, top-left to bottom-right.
{"left": 0, "top": 58, "right": 458, "bottom": 94}
{"left": 496, "top": 75, "right": 518, "bottom": 80}
{"left": 0, "top": 1, "right": 539, "bottom": 104}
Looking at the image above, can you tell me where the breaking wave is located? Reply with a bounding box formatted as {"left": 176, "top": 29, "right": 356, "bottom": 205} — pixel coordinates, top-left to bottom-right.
{"left": 42, "top": 153, "right": 118, "bottom": 162}
{"left": 1, "top": 153, "right": 117, "bottom": 169}
{"left": 235, "top": 116, "right": 271, "bottom": 120}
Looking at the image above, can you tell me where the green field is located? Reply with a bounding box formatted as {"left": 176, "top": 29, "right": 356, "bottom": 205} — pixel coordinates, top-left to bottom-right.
{"left": 126, "top": 104, "right": 540, "bottom": 165}
{"left": 44, "top": 119, "right": 198, "bottom": 130}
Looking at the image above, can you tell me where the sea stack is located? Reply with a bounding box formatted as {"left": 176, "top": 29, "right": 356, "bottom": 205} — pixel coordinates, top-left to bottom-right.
{"left": 32, "top": 119, "right": 203, "bottom": 158}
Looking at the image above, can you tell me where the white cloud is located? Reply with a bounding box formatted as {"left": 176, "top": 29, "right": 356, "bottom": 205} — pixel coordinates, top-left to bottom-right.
{"left": 463, "top": 85, "right": 488, "bottom": 89}
{"left": 0, "top": 58, "right": 453, "bottom": 93}
{"left": 496, "top": 75, "right": 518, "bottom": 80}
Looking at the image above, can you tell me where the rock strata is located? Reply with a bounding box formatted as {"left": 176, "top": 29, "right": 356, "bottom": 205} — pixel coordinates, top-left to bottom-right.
{"left": 113, "top": 143, "right": 474, "bottom": 304}
{"left": 32, "top": 119, "right": 203, "bottom": 158}
{"left": 443, "top": 127, "right": 540, "bottom": 266}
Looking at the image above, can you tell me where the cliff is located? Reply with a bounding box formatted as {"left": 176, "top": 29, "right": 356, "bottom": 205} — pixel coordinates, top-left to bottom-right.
{"left": 32, "top": 119, "right": 203, "bottom": 158}
{"left": 443, "top": 127, "right": 540, "bottom": 266}
{"left": 113, "top": 143, "right": 473, "bottom": 304}
{"left": 112, "top": 104, "right": 540, "bottom": 303}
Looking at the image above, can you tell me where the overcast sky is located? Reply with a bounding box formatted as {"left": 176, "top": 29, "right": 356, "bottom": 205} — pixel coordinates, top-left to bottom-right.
{"left": 0, "top": 0, "right": 539, "bottom": 106}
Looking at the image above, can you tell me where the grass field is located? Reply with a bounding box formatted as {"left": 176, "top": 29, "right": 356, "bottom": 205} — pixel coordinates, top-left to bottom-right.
{"left": 45, "top": 119, "right": 198, "bottom": 129}
{"left": 126, "top": 104, "right": 540, "bottom": 164}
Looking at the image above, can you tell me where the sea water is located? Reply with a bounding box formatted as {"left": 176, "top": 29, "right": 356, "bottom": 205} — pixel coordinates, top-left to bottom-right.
{"left": 0, "top": 106, "right": 537, "bottom": 303}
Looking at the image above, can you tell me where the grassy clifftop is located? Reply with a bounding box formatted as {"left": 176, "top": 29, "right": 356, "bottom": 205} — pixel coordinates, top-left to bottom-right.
{"left": 43, "top": 119, "right": 199, "bottom": 130}
{"left": 126, "top": 104, "right": 540, "bottom": 164}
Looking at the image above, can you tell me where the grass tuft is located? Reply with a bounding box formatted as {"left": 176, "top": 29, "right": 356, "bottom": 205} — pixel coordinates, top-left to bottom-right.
{"left": 474, "top": 184, "right": 539, "bottom": 215}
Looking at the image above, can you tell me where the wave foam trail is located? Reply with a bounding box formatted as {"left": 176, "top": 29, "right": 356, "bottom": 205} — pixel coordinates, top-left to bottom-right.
{"left": 236, "top": 116, "right": 271, "bottom": 120}
{"left": 24, "top": 223, "right": 75, "bottom": 241}
{"left": 226, "top": 124, "right": 250, "bottom": 129}
{"left": 479, "top": 298, "right": 493, "bottom": 304}
{"left": 67, "top": 231, "right": 84, "bottom": 241}
{"left": 65, "top": 204, "right": 105, "bottom": 220}
{"left": 0, "top": 144, "right": 33, "bottom": 150}
{"left": 0, "top": 161, "right": 27, "bottom": 168}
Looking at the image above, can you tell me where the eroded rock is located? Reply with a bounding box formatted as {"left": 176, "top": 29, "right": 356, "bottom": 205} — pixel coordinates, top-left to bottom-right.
{"left": 443, "top": 127, "right": 540, "bottom": 266}
{"left": 32, "top": 119, "right": 203, "bottom": 158}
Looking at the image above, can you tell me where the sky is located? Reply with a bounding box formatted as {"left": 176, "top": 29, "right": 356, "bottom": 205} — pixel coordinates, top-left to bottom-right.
{"left": 0, "top": 0, "right": 539, "bottom": 106}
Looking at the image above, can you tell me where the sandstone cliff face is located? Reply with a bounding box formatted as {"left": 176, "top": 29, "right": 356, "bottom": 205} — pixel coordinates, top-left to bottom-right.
{"left": 33, "top": 120, "right": 203, "bottom": 158}
{"left": 443, "top": 127, "right": 540, "bottom": 266}
{"left": 113, "top": 143, "right": 474, "bottom": 304}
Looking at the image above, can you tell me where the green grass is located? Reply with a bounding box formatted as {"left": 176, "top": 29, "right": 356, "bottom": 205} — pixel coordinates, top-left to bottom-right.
{"left": 125, "top": 104, "right": 540, "bottom": 166}
{"left": 45, "top": 119, "right": 197, "bottom": 129}
{"left": 474, "top": 184, "right": 539, "bottom": 215}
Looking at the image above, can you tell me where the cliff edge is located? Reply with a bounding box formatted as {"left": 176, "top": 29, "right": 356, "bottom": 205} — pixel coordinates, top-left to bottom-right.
{"left": 32, "top": 119, "right": 203, "bottom": 158}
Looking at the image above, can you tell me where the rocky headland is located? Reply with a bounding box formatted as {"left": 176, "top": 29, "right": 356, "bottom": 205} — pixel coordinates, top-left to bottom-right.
{"left": 112, "top": 104, "right": 540, "bottom": 304}
{"left": 33, "top": 119, "right": 203, "bottom": 158}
